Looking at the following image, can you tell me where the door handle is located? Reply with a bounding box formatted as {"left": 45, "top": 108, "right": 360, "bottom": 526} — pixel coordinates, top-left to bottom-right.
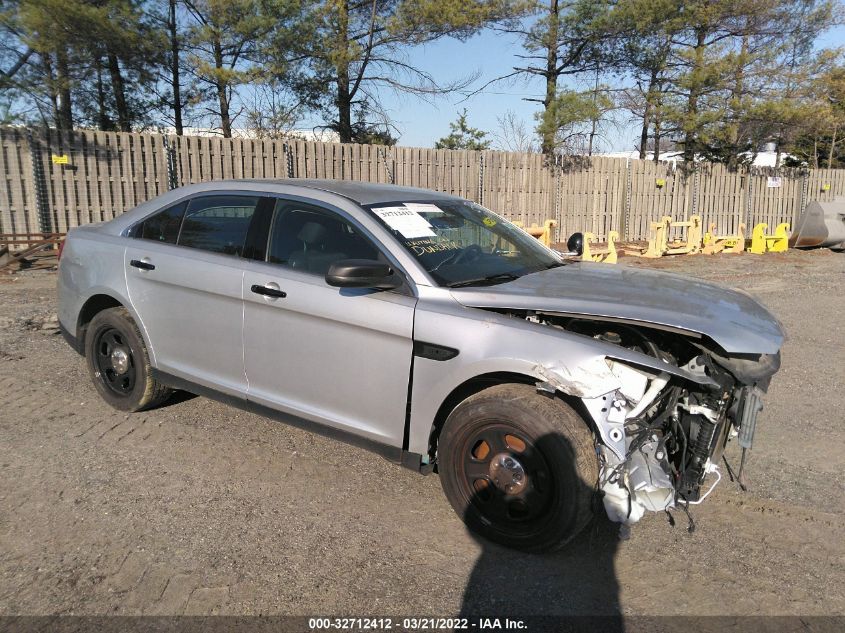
{"left": 130, "top": 259, "right": 155, "bottom": 271}
{"left": 251, "top": 284, "right": 287, "bottom": 298}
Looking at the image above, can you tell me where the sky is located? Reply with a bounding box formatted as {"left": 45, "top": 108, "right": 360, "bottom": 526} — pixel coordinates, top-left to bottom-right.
{"left": 312, "top": 23, "right": 845, "bottom": 152}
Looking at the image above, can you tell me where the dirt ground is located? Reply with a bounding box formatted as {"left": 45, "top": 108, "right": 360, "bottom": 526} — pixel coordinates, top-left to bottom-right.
{"left": 0, "top": 249, "right": 843, "bottom": 620}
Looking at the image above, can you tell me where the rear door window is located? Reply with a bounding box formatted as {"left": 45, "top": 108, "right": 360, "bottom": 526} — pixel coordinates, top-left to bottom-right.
{"left": 136, "top": 200, "right": 187, "bottom": 244}
{"left": 177, "top": 195, "right": 260, "bottom": 256}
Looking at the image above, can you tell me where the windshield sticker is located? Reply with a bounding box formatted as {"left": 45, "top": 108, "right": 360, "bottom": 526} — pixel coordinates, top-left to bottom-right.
{"left": 403, "top": 202, "right": 444, "bottom": 215}
{"left": 372, "top": 206, "right": 437, "bottom": 239}
{"left": 482, "top": 216, "right": 497, "bottom": 227}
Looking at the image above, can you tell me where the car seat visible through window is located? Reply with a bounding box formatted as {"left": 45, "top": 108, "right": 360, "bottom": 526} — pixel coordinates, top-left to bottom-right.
{"left": 287, "top": 221, "right": 349, "bottom": 275}
{"left": 268, "top": 206, "right": 379, "bottom": 276}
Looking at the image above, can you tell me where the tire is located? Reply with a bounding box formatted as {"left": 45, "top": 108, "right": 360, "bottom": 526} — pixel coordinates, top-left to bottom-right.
{"left": 84, "top": 307, "right": 173, "bottom": 412}
{"left": 438, "top": 383, "right": 598, "bottom": 552}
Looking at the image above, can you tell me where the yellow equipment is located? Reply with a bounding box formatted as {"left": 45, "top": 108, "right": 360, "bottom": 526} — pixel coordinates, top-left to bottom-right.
{"left": 512, "top": 219, "right": 557, "bottom": 248}
{"left": 750, "top": 223, "right": 790, "bottom": 254}
{"left": 582, "top": 231, "right": 619, "bottom": 264}
{"left": 641, "top": 215, "right": 702, "bottom": 258}
{"left": 642, "top": 216, "right": 672, "bottom": 258}
{"left": 667, "top": 215, "right": 703, "bottom": 255}
{"left": 702, "top": 223, "right": 746, "bottom": 254}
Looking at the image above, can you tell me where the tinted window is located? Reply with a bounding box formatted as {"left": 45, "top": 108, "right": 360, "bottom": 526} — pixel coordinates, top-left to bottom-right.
{"left": 266, "top": 201, "right": 378, "bottom": 276}
{"left": 137, "top": 201, "right": 187, "bottom": 244}
{"left": 177, "top": 195, "right": 259, "bottom": 256}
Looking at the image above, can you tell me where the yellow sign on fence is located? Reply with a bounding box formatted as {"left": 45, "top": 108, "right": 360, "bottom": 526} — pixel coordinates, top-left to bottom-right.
{"left": 51, "top": 154, "right": 69, "bottom": 165}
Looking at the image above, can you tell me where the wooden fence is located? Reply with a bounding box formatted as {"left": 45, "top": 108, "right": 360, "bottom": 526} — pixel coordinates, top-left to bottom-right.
{"left": 3, "top": 126, "right": 845, "bottom": 246}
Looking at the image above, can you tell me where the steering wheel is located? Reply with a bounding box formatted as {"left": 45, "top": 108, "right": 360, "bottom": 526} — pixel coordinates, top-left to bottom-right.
{"left": 452, "top": 244, "right": 484, "bottom": 265}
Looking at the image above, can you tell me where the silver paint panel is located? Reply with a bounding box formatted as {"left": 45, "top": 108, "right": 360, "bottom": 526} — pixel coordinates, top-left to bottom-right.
{"left": 57, "top": 227, "right": 151, "bottom": 353}
{"left": 450, "top": 262, "right": 785, "bottom": 354}
{"left": 124, "top": 241, "right": 247, "bottom": 396}
{"left": 241, "top": 258, "right": 415, "bottom": 446}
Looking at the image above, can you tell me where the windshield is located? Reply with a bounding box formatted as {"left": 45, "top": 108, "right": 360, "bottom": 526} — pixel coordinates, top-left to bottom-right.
{"left": 365, "top": 200, "right": 562, "bottom": 287}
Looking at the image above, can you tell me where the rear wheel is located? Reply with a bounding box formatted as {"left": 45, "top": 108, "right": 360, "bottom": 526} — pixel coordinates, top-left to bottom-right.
{"left": 85, "top": 307, "right": 172, "bottom": 411}
{"left": 438, "top": 383, "right": 598, "bottom": 552}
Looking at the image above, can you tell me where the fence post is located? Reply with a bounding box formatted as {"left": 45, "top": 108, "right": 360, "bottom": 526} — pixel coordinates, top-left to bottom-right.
{"left": 691, "top": 167, "right": 700, "bottom": 217}
{"left": 377, "top": 147, "right": 394, "bottom": 184}
{"left": 477, "top": 152, "right": 485, "bottom": 206}
{"left": 554, "top": 157, "right": 562, "bottom": 243}
{"left": 798, "top": 170, "right": 809, "bottom": 223}
{"left": 163, "top": 136, "right": 178, "bottom": 190}
{"left": 26, "top": 128, "right": 51, "bottom": 233}
{"left": 620, "top": 158, "right": 632, "bottom": 240}
{"left": 745, "top": 168, "right": 754, "bottom": 230}
{"left": 283, "top": 142, "right": 295, "bottom": 178}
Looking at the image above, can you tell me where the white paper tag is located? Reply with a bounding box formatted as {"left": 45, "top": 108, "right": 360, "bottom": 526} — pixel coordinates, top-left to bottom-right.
{"left": 372, "top": 206, "right": 436, "bottom": 238}
{"left": 403, "top": 202, "right": 444, "bottom": 215}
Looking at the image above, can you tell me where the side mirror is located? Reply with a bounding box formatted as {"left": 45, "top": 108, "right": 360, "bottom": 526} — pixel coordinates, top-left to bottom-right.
{"left": 566, "top": 232, "right": 584, "bottom": 256}
{"left": 326, "top": 259, "right": 401, "bottom": 289}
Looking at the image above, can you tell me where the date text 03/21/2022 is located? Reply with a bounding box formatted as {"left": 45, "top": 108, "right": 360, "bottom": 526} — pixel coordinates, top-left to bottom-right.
{"left": 307, "top": 617, "right": 527, "bottom": 630}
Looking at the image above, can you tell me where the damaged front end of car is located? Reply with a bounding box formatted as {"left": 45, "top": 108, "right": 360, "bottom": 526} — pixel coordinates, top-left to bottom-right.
{"left": 525, "top": 313, "right": 780, "bottom": 527}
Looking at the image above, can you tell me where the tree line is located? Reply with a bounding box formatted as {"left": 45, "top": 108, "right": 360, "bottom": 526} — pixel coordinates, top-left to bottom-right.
{"left": 1, "top": 0, "right": 843, "bottom": 168}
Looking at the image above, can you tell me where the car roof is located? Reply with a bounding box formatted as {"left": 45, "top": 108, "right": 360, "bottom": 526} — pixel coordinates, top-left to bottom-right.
{"left": 237, "top": 179, "right": 463, "bottom": 205}
{"left": 92, "top": 178, "right": 466, "bottom": 237}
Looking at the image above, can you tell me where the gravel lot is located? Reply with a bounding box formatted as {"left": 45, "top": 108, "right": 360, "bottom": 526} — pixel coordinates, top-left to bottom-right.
{"left": 0, "top": 249, "right": 843, "bottom": 620}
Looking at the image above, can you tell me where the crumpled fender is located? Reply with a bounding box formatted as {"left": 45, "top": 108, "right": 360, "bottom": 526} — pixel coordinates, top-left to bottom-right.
{"left": 406, "top": 297, "right": 716, "bottom": 457}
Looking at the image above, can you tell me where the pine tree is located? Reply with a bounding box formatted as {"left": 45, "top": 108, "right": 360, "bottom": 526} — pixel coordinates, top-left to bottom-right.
{"left": 265, "top": 0, "right": 522, "bottom": 144}
{"left": 486, "top": 0, "right": 620, "bottom": 155}
{"left": 182, "top": 0, "right": 281, "bottom": 137}
{"left": 435, "top": 109, "right": 491, "bottom": 150}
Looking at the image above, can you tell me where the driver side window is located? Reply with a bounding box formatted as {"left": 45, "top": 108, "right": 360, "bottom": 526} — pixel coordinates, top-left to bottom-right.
{"left": 266, "top": 200, "right": 379, "bottom": 276}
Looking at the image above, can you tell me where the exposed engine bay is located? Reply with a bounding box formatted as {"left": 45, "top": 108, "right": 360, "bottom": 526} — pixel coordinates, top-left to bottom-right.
{"left": 506, "top": 310, "right": 780, "bottom": 528}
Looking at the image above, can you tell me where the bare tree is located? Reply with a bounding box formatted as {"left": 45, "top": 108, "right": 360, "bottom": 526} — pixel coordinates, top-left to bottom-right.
{"left": 494, "top": 110, "right": 539, "bottom": 152}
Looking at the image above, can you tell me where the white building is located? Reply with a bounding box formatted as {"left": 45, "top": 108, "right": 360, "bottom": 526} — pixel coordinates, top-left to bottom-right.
{"left": 156, "top": 127, "right": 341, "bottom": 143}
{"left": 598, "top": 149, "right": 794, "bottom": 167}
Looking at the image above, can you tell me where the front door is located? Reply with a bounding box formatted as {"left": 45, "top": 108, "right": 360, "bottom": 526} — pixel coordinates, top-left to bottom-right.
{"left": 242, "top": 199, "right": 416, "bottom": 447}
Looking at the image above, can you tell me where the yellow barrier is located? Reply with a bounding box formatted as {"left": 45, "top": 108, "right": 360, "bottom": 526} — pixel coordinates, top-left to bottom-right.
{"left": 582, "top": 231, "right": 619, "bottom": 264}
{"left": 750, "top": 222, "right": 790, "bottom": 254}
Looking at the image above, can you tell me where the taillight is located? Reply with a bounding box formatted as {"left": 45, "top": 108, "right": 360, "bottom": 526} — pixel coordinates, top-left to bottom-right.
{"left": 57, "top": 239, "right": 65, "bottom": 261}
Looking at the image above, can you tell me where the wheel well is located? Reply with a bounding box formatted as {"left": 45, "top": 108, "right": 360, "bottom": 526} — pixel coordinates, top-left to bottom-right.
{"left": 427, "top": 372, "right": 535, "bottom": 461}
{"left": 426, "top": 372, "right": 598, "bottom": 463}
{"left": 77, "top": 294, "right": 123, "bottom": 348}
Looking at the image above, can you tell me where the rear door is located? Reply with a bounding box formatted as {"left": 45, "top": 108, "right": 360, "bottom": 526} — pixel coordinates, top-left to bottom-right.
{"left": 125, "top": 194, "right": 268, "bottom": 396}
{"left": 241, "top": 198, "right": 416, "bottom": 447}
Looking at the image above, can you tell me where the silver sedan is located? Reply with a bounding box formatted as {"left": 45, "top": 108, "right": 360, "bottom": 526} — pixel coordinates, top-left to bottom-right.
{"left": 57, "top": 179, "right": 783, "bottom": 551}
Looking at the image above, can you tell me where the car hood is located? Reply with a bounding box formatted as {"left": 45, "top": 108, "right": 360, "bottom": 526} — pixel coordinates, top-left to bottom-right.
{"left": 449, "top": 262, "right": 785, "bottom": 355}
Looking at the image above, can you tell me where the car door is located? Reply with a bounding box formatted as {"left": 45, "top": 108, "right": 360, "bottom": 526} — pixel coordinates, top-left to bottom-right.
{"left": 241, "top": 198, "right": 416, "bottom": 447}
{"left": 125, "top": 193, "right": 268, "bottom": 396}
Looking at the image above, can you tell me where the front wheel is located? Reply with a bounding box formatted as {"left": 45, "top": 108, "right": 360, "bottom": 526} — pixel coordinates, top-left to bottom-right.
{"left": 85, "top": 307, "right": 172, "bottom": 412}
{"left": 438, "top": 384, "right": 598, "bottom": 552}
